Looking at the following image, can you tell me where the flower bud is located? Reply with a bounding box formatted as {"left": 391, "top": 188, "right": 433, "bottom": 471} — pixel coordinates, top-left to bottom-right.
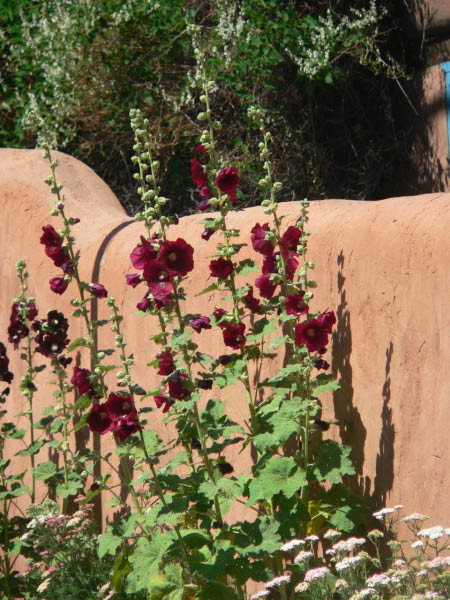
{"left": 197, "top": 112, "right": 207, "bottom": 121}
{"left": 273, "top": 182, "right": 283, "bottom": 191}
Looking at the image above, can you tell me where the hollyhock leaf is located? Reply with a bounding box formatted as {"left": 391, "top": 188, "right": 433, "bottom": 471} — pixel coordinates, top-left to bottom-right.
{"left": 34, "top": 461, "right": 57, "bottom": 481}
{"left": 56, "top": 479, "right": 83, "bottom": 498}
{"left": 312, "top": 440, "right": 355, "bottom": 484}
{"left": 98, "top": 530, "right": 123, "bottom": 558}
{"left": 15, "top": 440, "right": 44, "bottom": 457}
{"left": 267, "top": 335, "right": 291, "bottom": 350}
{"left": 234, "top": 518, "right": 281, "bottom": 558}
{"left": 236, "top": 259, "right": 258, "bottom": 275}
{"left": 67, "top": 337, "right": 90, "bottom": 352}
{"left": 311, "top": 374, "right": 340, "bottom": 397}
{"left": 247, "top": 458, "right": 307, "bottom": 504}
{"left": 195, "top": 283, "right": 219, "bottom": 297}
{"left": 246, "top": 318, "right": 277, "bottom": 342}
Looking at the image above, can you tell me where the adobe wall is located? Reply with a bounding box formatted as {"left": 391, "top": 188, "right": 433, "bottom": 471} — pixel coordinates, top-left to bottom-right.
{"left": 1, "top": 148, "right": 449, "bottom": 529}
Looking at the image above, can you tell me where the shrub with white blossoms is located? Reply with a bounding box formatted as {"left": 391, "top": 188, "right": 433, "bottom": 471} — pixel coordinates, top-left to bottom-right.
{"left": 250, "top": 506, "right": 450, "bottom": 600}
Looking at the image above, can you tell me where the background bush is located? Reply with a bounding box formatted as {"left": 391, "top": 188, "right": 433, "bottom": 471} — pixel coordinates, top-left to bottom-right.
{"left": 0, "top": 0, "right": 413, "bottom": 215}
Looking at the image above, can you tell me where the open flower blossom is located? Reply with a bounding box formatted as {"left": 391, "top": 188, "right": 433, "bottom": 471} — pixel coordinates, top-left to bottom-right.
{"left": 0, "top": 342, "right": 13, "bottom": 384}
{"left": 156, "top": 351, "right": 176, "bottom": 376}
{"left": 189, "top": 316, "right": 212, "bottom": 333}
{"left": 158, "top": 239, "right": 194, "bottom": 277}
{"left": 216, "top": 167, "right": 239, "bottom": 202}
{"left": 285, "top": 292, "right": 308, "bottom": 316}
{"left": 168, "top": 372, "right": 190, "bottom": 400}
{"left": 223, "top": 322, "right": 246, "bottom": 349}
{"left": 87, "top": 392, "right": 140, "bottom": 441}
{"left": 130, "top": 235, "right": 158, "bottom": 270}
{"left": 154, "top": 391, "right": 174, "bottom": 413}
{"left": 191, "top": 157, "right": 207, "bottom": 187}
{"left": 8, "top": 302, "right": 37, "bottom": 349}
{"left": 244, "top": 287, "right": 260, "bottom": 313}
{"left": 279, "top": 225, "right": 302, "bottom": 258}
{"left": 304, "top": 567, "right": 331, "bottom": 582}
{"left": 294, "top": 311, "right": 336, "bottom": 352}
{"left": 251, "top": 223, "right": 274, "bottom": 257}
{"left": 209, "top": 257, "right": 234, "bottom": 279}
{"left": 71, "top": 366, "right": 97, "bottom": 398}
{"left": 33, "top": 310, "right": 70, "bottom": 358}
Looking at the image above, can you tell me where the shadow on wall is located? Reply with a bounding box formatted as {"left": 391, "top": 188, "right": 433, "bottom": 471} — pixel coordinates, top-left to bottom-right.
{"left": 331, "top": 251, "right": 395, "bottom": 510}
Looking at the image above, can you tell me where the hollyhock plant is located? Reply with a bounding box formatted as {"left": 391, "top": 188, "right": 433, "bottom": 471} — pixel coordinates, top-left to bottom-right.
{"left": 114, "top": 416, "right": 141, "bottom": 442}
{"left": 7, "top": 302, "right": 36, "bottom": 348}
{"left": 251, "top": 223, "right": 274, "bottom": 257}
{"left": 71, "top": 366, "right": 95, "bottom": 397}
{"left": 0, "top": 342, "right": 13, "bottom": 384}
{"left": 154, "top": 390, "right": 174, "bottom": 413}
{"left": 40, "top": 224, "right": 63, "bottom": 248}
{"left": 126, "top": 273, "right": 142, "bottom": 288}
{"left": 279, "top": 225, "right": 302, "bottom": 258}
{"left": 130, "top": 235, "right": 158, "bottom": 270}
{"left": 158, "top": 239, "right": 194, "bottom": 277}
{"left": 33, "top": 310, "right": 70, "bottom": 358}
{"left": 209, "top": 257, "right": 234, "bottom": 279}
{"left": 143, "top": 260, "right": 173, "bottom": 299}
{"left": 255, "top": 273, "right": 277, "bottom": 299}
{"left": 104, "top": 392, "right": 137, "bottom": 420}
{"left": 136, "top": 295, "right": 152, "bottom": 311}
{"left": 189, "top": 315, "right": 212, "bottom": 333}
{"left": 168, "top": 372, "right": 190, "bottom": 400}
{"left": 216, "top": 167, "right": 239, "bottom": 202}
{"left": 197, "top": 198, "right": 211, "bottom": 212}
{"left": 223, "top": 322, "right": 246, "bottom": 349}
{"left": 201, "top": 227, "right": 214, "bottom": 241}
{"left": 87, "top": 403, "right": 114, "bottom": 435}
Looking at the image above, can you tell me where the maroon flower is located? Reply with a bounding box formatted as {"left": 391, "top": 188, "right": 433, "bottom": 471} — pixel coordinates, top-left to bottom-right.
{"left": 114, "top": 416, "right": 141, "bottom": 441}
{"left": 279, "top": 225, "right": 302, "bottom": 259}
{"left": 196, "top": 144, "right": 206, "bottom": 155}
{"left": 200, "top": 186, "right": 212, "bottom": 199}
{"left": 158, "top": 239, "right": 194, "bottom": 277}
{"left": 223, "top": 323, "right": 246, "bottom": 349}
{"left": 216, "top": 168, "right": 239, "bottom": 202}
{"left": 201, "top": 228, "right": 214, "bottom": 241}
{"left": 143, "top": 260, "right": 173, "bottom": 299}
{"left": 33, "top": 310, "right": 70, "bottom": 357}
{"left": 197, "top": 199, "right": 211, "bottom": 212}
{"left": 244, "top": 287, "right": 260, "bottom": 313}
{"left": 0, "top": 343, "right": 13, "bottom": 384}
{"left": 126, "top": 273, "right": 142, "bottom": 288}
{"left": 209, "top": 258, "right": 233, "bottom": 279}
{"left": 212, "top": 308, "right": 227, "bottom": 326}
{"left": 154, "top": 391, "right": 174, "bottom": 413}
{"left": 251, "top": 223, "right": 274, "bottom": 257}
{"left": 191, "top": 157, "right": 207, "bottom": 187}
{"left": 314, "top": 359, "right": 330, "bottom": 371}
{"left": 255, "top": 274, "right": 277, "bottom": 299}
{"left": 156, "top": 351, "right": 175, "bottom": 376}
{"left": 87, "top": 404, "right": 114, "bottom": 435}
{"left": 168, "top": 372, "right": 190, "bottom": 400}
{"left": 90, "top": 283, "right": 107, "bottom": 299}
{"left": 40, "top": 224, "right": 63, "bottom": 248}
{"left": 316, "top": 311, "right": 336, "bottom": 333}
{"left": 285, "top": 293, "right": 308, "bottom": 316}
{"left": 7, "top": 303, "right": 32, "bottom": 349}
{"left": 49, "top": 277, "right": 69, "bottom": 295}
{"left": 45, "top": 245, "right": 71, "bottom": 270}
{"left": 136, "top": 295, "right": 152, "bottom": 311}
{"left": 71, "top": 366, "right": 93, "bottom": 397}
{"left": 218, "top": 354, "right": 233, "bottom": 365}
{"left": 189, "top": 316, "right": 211, "bottom": 333}
{"left": 104, "top": 392, "right": 136, "bottom": 420}
{"left": 284, "top": 254, "right": 298, "bottom": 281}
{"left": 130, "top": 236, "right": 158, "bottom": 270}
{"left": 294, "top": 318, "right": 330, "bottom": 352}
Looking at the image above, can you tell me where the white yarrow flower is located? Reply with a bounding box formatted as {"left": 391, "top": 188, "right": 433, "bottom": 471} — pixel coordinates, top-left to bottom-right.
{"left": 402, "top": 513, "right": 428, "bottom": 523}
{"left": 418, "top": 526, "right": 444, "bottom": 540}
{"left": 305, "top": 534, "right": 319, "bottom": 542}
{"left": 373, "top": 508, "right": 395, "bottom": 520}
{"left": 324, "top": 528, "right": 341, "bottom": 540}
{"left": 335, "top": 556, "right": 364, "bottom": 571}
{"left": 280, "top": 539, "right": 305, "bottom": 552}
{"left": 366, "top": 573, "right": 391, "bottom": 587}
{"left": 304, "top": 567, "right": 331, "bottom": 582}
{"left": 427, "top": 556, "right": 450, "bottom": 569}
{"left": 411, "top": 540, "right": 424, "bottom": 549}
{"left": 265, "top": 575, "right": 291, "bottom": 590}
{"left": 332, "top": 537, "right": 366, "bottom": 554}
{"left": 294, "top": 550, "right": 314, "bottom": 564}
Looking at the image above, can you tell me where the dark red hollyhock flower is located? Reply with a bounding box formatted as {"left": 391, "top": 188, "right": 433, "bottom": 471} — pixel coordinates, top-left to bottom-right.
{"left": 191, "top": 157, "right": 207, "bottom": 187}
{"left": 212, "top": 308, "right": 227, "bottom": 326}
{"left": 201, "top": 228, "right": 214, "bottom": 241}
{"left": 71, "top": 366, "right": 93, "bottom": 397}
{"left": 156, "top": 350, "right": 175, "bottom": 376}
{"left": 50, "top": 277, "right": 69, "bottom": 295}
{"left": 294, "top": 318, "right": 330, "bottom": 352}
{"left": 143, "top": 260, "right": 173, "bottom": 299}
{"left": 244, "top": 287, "right": 260, "bottom": 313}
{"left": 255, "top": 274, "right": 277, "bottom": 299}
{"left": 154, "top": 389, "right": 174, "bottom": 413}
{"left": 40, "top": 224, "right": 63, "bottom": 248}
{"left": 90, "top": 283, "right": 107, "bottom": 299}
{"left": 197, "top": 199, "right": 211, "bottom": 212}
{"left": 216, "top": 168, "right": 239, "bottom": 202}
{"left": 196, "top": 144, "right": 206, "bottom": 155}
{"left": 209, "top": 257, "right": 233, "bottom": 279}
{"left": 26, "top": 303, "right": 38, "bottom": 322}
{"left": 285, "top": 293, "right": 308, "bottom": 316}
{"left": 189, "top": 316, "right": 211, "bottom": 333}
{"left": 33, "top": 310, "right": 70, "bottom": 357}
{"left": 136, "top": 295, "right": 152, "bottom": 311}
{"left": 104, "top": 392, "right": 136, "bottom": 420}
{"left": 87, "top": 403, "right": 114, "bottom": 435}
{"left": 314, "top": 359, "right": 330, "bottom": 371}
{"left": 316, "top": 311, "right": 336, "bottom": 333}
{"left": 115, "top": 416, "right": 141, "bottom": 442}
{"left": 285, "top": 254, "right": 298, "bottom": 281}
{"left": 200, "top": 186, "right": 212, "bottom": 199}
{"left": 168, "top": 372, "right": 190, "bottom": 400}
{"left": 218, "top": 354, "right": 233, "bottom": 365}
{"left": 158, "top": 239, "right": 194, "bottom": 277}
{"left": 223, "top": 323, "right": 246, "bottom": 350}
{"left": 130, "top": 235, "right": 158, "bottom": 271}
{"left": 45, "top": 245, "right": 71, "bottom": 269}
{"left": 279, "top": 225, "right": 302, "bottom": 259}
{"left": 7, "top": 303, "right": 30, "bottom": 349}
{"left": 250, "top": 223, "right": 274, "bottom": 257}
{"left": 0, "top": 343, "right": 13, "bottom": 384}
{"left": 126, "top": 273, "right": 142, "bottom": 288}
